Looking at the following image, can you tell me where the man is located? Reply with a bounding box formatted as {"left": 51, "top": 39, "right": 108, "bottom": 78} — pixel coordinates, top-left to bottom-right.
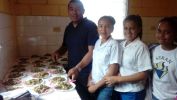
{"left": 52, "top": 0, "right": 98, "bottom": 99}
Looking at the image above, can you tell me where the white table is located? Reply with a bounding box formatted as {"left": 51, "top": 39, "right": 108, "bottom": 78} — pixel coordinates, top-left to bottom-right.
{"left": 1, "top": 88, "right": 81, "bottom": 100}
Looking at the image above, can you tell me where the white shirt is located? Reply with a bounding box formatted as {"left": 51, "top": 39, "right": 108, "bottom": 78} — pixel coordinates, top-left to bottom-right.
{"left": 91, "top": 37, "right": 122, "bottom": 83}
{"left": 115, "top": 38, "right": 152, "bottom": 92}
{"left": 152, "top": 45, "right": 177, "bottom": 99}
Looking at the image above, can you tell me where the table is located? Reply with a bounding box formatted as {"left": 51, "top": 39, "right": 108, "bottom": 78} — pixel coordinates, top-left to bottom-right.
{"left": 0, "top": 55, "right": 81, "bottom": 100}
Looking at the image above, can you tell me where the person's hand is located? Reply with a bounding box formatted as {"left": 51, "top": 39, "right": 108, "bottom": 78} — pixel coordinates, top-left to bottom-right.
{"left": 52, "top": 51, "right": 60, "bottom": 62}
{"left": 67, "top": 67, "right": 79, "bottom": 80}
{"left": 88, "top": 84, "right": 98, "bottom": 93}
{"left": 104, "top": 76, "right": 118, "bottom": 86}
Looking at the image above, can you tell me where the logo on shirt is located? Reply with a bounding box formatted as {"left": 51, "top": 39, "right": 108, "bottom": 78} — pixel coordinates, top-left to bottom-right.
{"left": 154, "top": 61, "right": 168, "bottom": 79}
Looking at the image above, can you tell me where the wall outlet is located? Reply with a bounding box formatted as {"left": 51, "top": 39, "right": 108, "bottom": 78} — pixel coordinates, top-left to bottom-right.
{"left": 53, "top": 27, "right": 61, "bottom": 32}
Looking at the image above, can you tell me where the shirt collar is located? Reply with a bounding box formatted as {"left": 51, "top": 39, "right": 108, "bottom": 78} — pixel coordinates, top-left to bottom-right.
{"left": 123, "top": 37, "right": 140, "bottom": 48}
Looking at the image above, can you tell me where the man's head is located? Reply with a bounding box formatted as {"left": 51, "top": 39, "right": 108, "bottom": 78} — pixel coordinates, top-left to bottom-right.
{"left": 68, "top": 0, "right": 85, "bottom": 23}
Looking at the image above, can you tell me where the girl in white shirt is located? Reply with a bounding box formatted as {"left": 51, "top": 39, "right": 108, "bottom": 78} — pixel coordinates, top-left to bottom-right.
{"left": 87, "top": 16, "right": 122, "bottom": 100}
{"left": 151, "top": 17, "right": 177, "bottom": 100}
{"left": 105, "top": 15, "right": 152, "bottom": 100}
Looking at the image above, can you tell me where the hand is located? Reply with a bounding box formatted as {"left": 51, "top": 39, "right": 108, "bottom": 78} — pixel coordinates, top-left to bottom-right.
{"left": 52, "top": 51, "right": 60, "bottom": 62}
{"left": 67, "top": 67, "right": 79, "bottom": 80}
{"left": 104, "top": 76, "right": 118, "bottom": 86}
{"left": 88, "top": 84, "right": 97, "bottom": 93}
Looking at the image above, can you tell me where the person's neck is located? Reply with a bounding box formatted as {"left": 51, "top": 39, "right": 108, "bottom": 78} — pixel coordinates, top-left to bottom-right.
{"left": 72, "top": 22, "right": 78, "bottom": 27}
{"left": 72, "top": 18, "right": 83, "bottom": 28}
{"left": 161, "top": 43, "right": 177, "bottom": 51}
{"left": 100, "top": 36, "right": 110, "bottom": 45}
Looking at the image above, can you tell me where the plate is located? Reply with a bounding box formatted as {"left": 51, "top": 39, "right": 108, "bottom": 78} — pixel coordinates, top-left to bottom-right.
{"left": 30, "top": 68, "right": 44, "bottom": 73}
{"left": 50, "top": 76, "right": 67, "bottom": 85}
{"left": 7, "top": 72, "right": 25, "bottom": 79}
{"left": 54, "top": 82, "right": 75, "bottom": 91}
{"left": 10, "top": 67, "right": 26, "bottom": 73}
{"left": 32, "top": 72, "right": 50, "bottom": 79}
{"left": 3, "top": 79, "right": 23, "bottom": 91}
{"left": 24, "top": 78, "right": 43, "bottom": 87}
{"left": 48, "top": 69, "right": 66, "bottom": 74}
{"left": 48, "top": 66, "right": 66, "bottom": 74}
{"left": 3, "top": 78, "right": 21, "bottom": 86}
{"left": 31, "top": 84, "right": 54, "bottom": 95}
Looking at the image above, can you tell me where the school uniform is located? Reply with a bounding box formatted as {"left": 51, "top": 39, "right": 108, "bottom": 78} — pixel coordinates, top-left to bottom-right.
{"left": 92, "top": 37, "right": 122, "bottom": 100}
{"left": 114, "top": 38, "right": 152, "bottom": 100}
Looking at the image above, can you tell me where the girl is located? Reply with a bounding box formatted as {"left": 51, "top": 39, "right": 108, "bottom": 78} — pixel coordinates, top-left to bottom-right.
{"left": 152, "top": 17, "right": 177, "bottom": 100}
{"left": 105, "top": 15, "right": 152, "bottom": 100}
{"left": 87, "top": 16, "right": 122, "bottom": 100}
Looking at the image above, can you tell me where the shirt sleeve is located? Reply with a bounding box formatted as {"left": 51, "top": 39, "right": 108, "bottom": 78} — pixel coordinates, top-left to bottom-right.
{"left": 61, "top": 26, "right": 68, "bottom": 47}
{"left": 109, "top": 41, "right": 122, "bottom": 65}
{"left": 87, "top": 22, "right": 98, "bottom": 46}
{"left": 136, "top": 45, "right": 152, "bottom": 72}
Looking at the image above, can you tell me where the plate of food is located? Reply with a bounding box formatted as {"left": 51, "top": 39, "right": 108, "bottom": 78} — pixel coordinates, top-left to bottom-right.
{"left": 50, "top": 76, "right": 66, "bottom": 85}
{"left": 48, "top": 68, "right": 66, "bottom": 75}
{"left": 48, "top": 66, "right": 66, "bottom": 74}
{"left": 12, "top": 64, "right": 26, "bottom": 68}
{"left": 10, "top": 67, "right": 26, "bottom": 73}
{"left": 32, "top": 61, "right": 45, "bottom": 68}
{"left": 31, "top": 84, "right": 54, "bottom": 95}
{"left": 58, "top": 57, "right": 68, "bottom": 64}
{"left": 7, "top": 72, "right": 25, "bottom": 79}
{"left": 30, "top": 68, "right": 44, "bottom": 73}
{"left": 54, "top": 81, "right": 75, "bottom": 91}
{"left": 3, "top": 78, "right": 21, "bottom": 86}
{"left": 49, "top": 61, "right": 60, "bottom": 66}
{"left": 3, "top": 78, "right": 23, "bottom": 90}
{"left": 24, "top": 78, "right": 43, "bottom": 87}
{"left": 32, "top": 72, "right": 50, "bottom": 79}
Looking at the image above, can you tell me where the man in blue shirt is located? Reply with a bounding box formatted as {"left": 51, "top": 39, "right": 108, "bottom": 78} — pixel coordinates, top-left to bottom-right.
{"left": 53, "top": 0, "right": 98, "bottom": 99}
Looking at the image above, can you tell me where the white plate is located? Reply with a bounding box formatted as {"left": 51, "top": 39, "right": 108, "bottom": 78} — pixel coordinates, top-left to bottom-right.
{"left": 32, "top": 72, "right": 50, "bottom": 79}
{"left": 23, "top": 78, "right": 44, "bottom": 87}
{"left": 7, "top": 72, "right": 26, "bottom": 79}
{"left": 30, "top": 84, "right": 54, "bottom": 96}
{"left": 48, "top": 68, "right": 66, "bottom": 75}
{"left": 54, "top": 82, "right": 76, "bottom": 92}
{"left": 49, "top": 76, "right": 67, "bottom": 85}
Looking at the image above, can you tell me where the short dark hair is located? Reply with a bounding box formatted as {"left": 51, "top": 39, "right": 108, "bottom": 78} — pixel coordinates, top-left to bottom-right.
{"left": 98, "top": 16, "right": 116, "bottom": 25}
{"left": 123, "top": 15, "right": 143, "bottom": 39}
{"left": 68, "top": 0, "right": 84, "bottom": 10}
{"left": 159, "top": 17, "right": 177, "bottom": 42}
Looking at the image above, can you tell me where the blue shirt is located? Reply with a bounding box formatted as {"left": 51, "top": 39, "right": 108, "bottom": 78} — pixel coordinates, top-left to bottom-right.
{"left": 62, "top": 18, "right": 98, "bottom": 74}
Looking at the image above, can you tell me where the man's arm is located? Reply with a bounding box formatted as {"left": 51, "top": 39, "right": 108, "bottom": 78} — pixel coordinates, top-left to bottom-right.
{"left": 56, "top": 45, "right": 67, "bottom": 56}
{"left": 68, "top": 45, "right": 94, "bottom": 79}
{"left": 52, "top": 45, "right": 67, "bottom": 62}
{"left": 75, "top": 45, "right": 93, "bottom": 70}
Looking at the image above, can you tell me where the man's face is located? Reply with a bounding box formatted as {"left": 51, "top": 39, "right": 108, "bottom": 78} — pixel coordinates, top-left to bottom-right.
{"left": 68, "top": 2, "right": 84, "bottom": 23}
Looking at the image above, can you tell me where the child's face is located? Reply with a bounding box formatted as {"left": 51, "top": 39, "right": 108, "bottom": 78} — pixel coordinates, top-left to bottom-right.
{"left": 124, "top": 20, "right": 140, "bottom": 42}
{"left": 156, "top": 22, "right": 175, "bottom": 46}
{"left": 97, "top": 19, "right": 113, "bottom": 40}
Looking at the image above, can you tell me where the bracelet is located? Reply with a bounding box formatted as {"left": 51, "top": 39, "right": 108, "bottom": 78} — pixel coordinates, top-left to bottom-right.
{"left": 76, "top": 66, "right": 82, "bottom": 72}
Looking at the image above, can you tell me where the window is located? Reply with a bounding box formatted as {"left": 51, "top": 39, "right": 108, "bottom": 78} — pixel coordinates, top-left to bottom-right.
{"left": 81, "top": 0, "right": 128, "bottom": 39}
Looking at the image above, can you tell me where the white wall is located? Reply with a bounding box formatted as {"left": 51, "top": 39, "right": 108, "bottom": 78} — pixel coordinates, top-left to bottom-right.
{"left": 16, "top": 16, "right": 70, "bottom": 57}
{"left": 0, "top": 13, "right": 18, "bottom": 80}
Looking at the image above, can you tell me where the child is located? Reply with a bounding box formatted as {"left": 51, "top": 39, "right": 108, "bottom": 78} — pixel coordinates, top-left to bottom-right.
{"left": 105, "top": 15, "right": 152, "bottom": 100}
{"left": 87, "top": 16, "right": 122, "bottom": 100}
{"left": 151, "top": 17, "right": 177, "bottom": 100}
